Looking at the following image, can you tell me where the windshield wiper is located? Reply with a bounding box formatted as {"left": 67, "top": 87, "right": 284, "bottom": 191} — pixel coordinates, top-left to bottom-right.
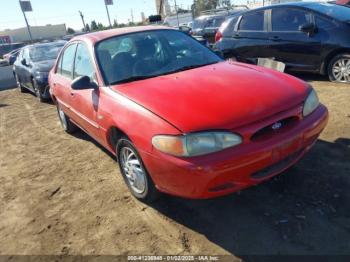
{"left": 160, "top": 61, "right": 221, "bottom": 75}
{"left": 110, "top": 75, "right": 155, "bottom": 85}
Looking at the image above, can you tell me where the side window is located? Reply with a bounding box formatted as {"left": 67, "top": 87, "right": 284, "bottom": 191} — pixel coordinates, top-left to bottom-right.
{"left": 315, "top": 16, "right": 336, "bottom": 30}
{"left": 73, "top": 44, "right": 96, "bottom": 80}
{"left": 272, "top": 8, "right": 311, "bottom": 31}
{"left": 23, "top": 48, "right": 30, "bottom": 61}
{"left": 17, "top": 49, "right": 23, "bottom": 60}
{"left": 60, "top": 44, "right": 77, "bottom": 79}
{"left": 229, "top": 16, "right": 239, "bottom": 31}
{"left": 239, "top": 11, "right": 264, "bottom": 31}
{"left": 56, "top": 54, "right": 63, "bottom": 74}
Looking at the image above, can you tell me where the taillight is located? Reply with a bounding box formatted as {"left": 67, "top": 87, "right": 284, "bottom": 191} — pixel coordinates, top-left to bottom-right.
{"left": 215, "top": 31, "right": 223, "bottom": 43}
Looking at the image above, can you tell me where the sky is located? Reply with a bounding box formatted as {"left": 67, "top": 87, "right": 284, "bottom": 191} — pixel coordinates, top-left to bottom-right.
{"left": 0, "top": 0, "right": 195, "bottom": 31}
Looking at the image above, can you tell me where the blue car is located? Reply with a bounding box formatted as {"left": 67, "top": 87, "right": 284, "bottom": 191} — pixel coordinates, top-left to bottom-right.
{"left": 13, "top": 41, "right": 66, "bottom": 102}
{"left": 3, "top": 48, "right": 21, "bottom": 65}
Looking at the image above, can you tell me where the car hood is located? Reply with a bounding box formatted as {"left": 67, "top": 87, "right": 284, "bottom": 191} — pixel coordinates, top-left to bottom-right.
{"left": 111, "top": 62, "right": 309, "bottom": 132}
{"left": 32, "top": 59, "right": 55, "bottom": 72}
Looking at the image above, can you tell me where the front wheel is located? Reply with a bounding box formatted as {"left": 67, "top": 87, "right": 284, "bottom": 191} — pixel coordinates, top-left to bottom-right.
{"left": 328, "top": 53, "right": 350, "bottom": 83}
{"left": 15, "top": 73, "right": 26, "bottom": 93}
{"left": 117, "top": 138, "right": 159, "bottom": 202}
{"left": 33, "top": 79, "right": 48, "bottom": 102}
{"left": 56, "top": 103, "right": 78, "bottom": 134}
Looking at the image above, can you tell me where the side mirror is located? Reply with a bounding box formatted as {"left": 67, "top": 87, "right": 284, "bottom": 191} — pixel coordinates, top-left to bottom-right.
{"left": 299, "top": 23, "right": 316, "bottom": 34}
{"left": 21, "top": 58, "right": 27, "bottom": 66}
{"left": 71, "top": 75, "right": 98, "bottom": 90}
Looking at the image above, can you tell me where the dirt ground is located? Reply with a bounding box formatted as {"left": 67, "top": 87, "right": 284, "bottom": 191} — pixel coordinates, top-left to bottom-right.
{"left": 0, "top": 74, "right": 349, "bottom": 260}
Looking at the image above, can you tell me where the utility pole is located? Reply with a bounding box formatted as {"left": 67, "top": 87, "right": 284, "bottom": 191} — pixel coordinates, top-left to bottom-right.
{"left": 174, "top": 0, "right": 179, "bottom": 27}
{"left": 104, "top": 0, "right": 112, "bottom": 28}
{"left": 131, "top": 9, "right": 134, "bottom": 24}
{"left": 79, "top": 11, "right": 86, "bottom": 31}
{"left": 19, "top": 0, "right": 33, "bottom": 42}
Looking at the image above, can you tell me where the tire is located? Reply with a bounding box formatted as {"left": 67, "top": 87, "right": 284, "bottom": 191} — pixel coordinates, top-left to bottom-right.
{"left": 14, "top": 73, "right": 26, "bottom": 93}
{"left": 328, "top": 53, "right": 350, "bottom": 83}
{"left": 117, "top": 138, "right": 159, "bottom": 202}
{"left": 32, "top": 79, "right": 48, "bottom": 102}
{"left": 56, "top": 103, "right": 78, "bottom": 134}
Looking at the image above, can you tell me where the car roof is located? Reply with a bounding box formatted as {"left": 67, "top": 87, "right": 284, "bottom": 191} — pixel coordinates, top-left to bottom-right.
{"left": 71, "top": 25, "right": 172, "bottom": 45}
{"left": 27, "top": 41, "right": 66, "bottom": 49}
{"left": 243, "top": 1, "right": 339, "bottom": 12}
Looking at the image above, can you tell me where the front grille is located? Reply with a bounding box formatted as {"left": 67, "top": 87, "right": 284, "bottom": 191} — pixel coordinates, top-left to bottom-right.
{"left": 251, "top": 149, "right": 303, "bottom": 180}
{"left": 251, "top": 116, "right": 299, "bottom": 142}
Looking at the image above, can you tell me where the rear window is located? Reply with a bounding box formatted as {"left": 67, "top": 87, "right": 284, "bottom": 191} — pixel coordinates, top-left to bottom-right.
{"left": 207, "top": 17, "right": 226, "bottom": 27}
{"left": 192, "top": 19, "right": 206, "bottom": 30}
{"left": 239, "top": 11, "right": 264, "bottom": 31}
{"left": 307, "top": 3, "right": 350, "bottom": 21}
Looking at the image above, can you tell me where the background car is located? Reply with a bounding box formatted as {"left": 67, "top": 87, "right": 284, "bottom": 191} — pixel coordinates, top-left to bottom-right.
{"left": 49, "top": 26, "right": 327, "bottom": 202}
{"left": 214, "top": 2, "right": 350, "bottom": 83}
{"left": 3, "top": 48, "right": 21, "bottom": 65}
{"left": 192, "top": 8, "right": 246, "bottom": 46}
{"left": 13, "top": 41, "right": 66, "bottom": 102}
{"left": 0, "top": 58, "right": 9, "bottom": 67}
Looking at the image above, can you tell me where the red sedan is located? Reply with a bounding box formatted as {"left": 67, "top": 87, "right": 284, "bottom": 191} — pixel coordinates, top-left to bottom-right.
{"left": 49, "top": 26, "right": 328, "bottom": 201}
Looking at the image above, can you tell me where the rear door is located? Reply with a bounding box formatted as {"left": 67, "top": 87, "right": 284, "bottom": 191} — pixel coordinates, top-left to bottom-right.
{"left": 233, "top": 9, "right": 270, "bottom": 63}
{"left": 52, "top": 43, "right": 78, "bottom": 117}
{"left": 267, "top": 7, "right": 322, "bottom": 72}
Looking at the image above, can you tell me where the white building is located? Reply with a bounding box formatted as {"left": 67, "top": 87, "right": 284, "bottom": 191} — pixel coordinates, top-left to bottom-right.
{"left": 0, "top": 24, "right": 67, "bottom": 43}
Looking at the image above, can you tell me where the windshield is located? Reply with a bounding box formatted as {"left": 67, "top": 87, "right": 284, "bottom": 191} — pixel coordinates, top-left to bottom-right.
{"left": 30, "top": 44, "right": 64, "bottom": 62}
{"left": 96, "top": 30, "right": 222, "bottom": 85}
{"left": 307, "top": 3, "right": 350, "bottom": 21}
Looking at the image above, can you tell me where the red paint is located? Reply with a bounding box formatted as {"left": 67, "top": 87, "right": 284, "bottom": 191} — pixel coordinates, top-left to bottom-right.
{"left": 49, "top": 26, "right": 328, "bottom": 199}
{"left": 336, "top": 0, "right": 349, "bottom": 5}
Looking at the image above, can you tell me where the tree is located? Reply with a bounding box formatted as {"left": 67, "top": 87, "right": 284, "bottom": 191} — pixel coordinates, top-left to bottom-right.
{"left": 113, "top": 19, "right": 118, "bottom": 28}
{"left": 97, "top": 22, "right": 105, "bottom": 30}
{"left": 219, "top": 0, "right": 231, "bottom": 7}
{"left": 192, "top": 0, "right": 219, "bottom": 17}
{"left": 84, "top": 24, "right": 90, "bottom": 32}
{"left": 67, "top": 27, "right": 76, "bottom": 34}
{"left": 91, "top": 20, "right": 98, "bottom": 31}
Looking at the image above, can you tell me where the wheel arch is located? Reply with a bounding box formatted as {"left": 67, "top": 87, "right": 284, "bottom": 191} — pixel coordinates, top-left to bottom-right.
{"left": 321, "top": 48, "right": 350, "bottom": 75}
{"left": 107, "top": 126, "right": 131, "bottom": 154}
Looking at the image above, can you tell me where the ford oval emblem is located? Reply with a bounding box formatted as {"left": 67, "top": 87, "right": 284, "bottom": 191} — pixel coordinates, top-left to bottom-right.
{"left": 272, "top": 122, "right": 282, "bottom": 130}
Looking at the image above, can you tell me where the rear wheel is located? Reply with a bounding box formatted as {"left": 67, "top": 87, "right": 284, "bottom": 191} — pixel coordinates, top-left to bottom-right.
{"left": 117, "top": 138, "right": 159, "bottom": 202}
{"left": 328, "top": 53, "right": 350, "bottom": 83}
{"left": 56, "top": 103, "right": 78, "bottom": 134}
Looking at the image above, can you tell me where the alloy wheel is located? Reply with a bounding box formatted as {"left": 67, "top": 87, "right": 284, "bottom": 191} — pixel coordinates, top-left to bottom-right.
{"left": 119, "top": 147, "right": 146, "bottom": 194}
{"left": 57, "top": 106, "right": 68, "bottom": 130}
{"left": 332, "top": 58, "right": 350, "bottom": 83}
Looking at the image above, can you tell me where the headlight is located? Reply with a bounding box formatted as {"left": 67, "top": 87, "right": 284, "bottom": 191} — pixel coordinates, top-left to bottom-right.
{"left": 303, "top": 88, "right": 319, "bottom": 117}
{"left": 152, "top": 132, "right": 242, "bottom": 157}
{"left": 35, "top": 71, "right": 49, "bottom": 79}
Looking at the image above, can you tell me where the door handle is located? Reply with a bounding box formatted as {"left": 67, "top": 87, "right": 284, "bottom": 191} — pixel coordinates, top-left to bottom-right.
{"left": 233, "top": 33, "right": 240, "bottom": 38}
{"left": 269, "top": 36, "right": 280, "bottom": 41}
{"left": 70, "top": 92, "right": 75, "bottom": 96}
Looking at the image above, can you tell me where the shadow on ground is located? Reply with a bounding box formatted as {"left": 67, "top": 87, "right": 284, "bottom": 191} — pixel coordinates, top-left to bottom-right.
{"left": 73, "top": 115, "right": 350, "bottom": 258}
{"left": 147, "top": 139, "right": 350, "bottom": 257}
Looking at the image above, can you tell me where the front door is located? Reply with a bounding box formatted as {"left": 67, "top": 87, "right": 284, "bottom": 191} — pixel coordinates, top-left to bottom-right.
{"left": 69, "top": 43, "right": 102, "bottom": 142}
{"left": 267, "top": 7, "right": 322, "bottom": 72}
